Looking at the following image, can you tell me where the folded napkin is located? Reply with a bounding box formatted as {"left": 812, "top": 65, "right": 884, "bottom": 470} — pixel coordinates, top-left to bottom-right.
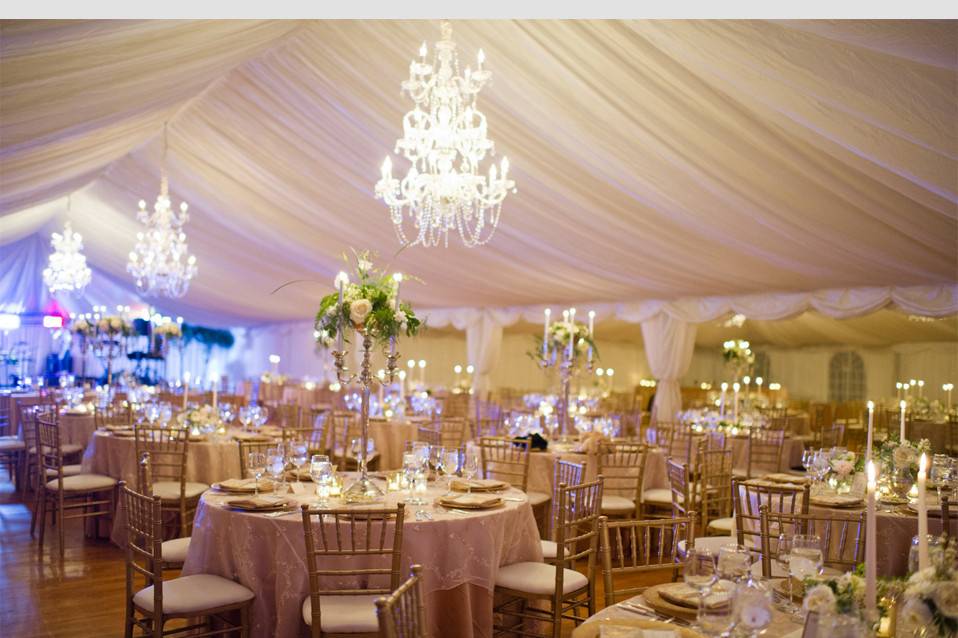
{"left": 226, "top": 496, "right": 288, "bottom": 511}
{"left": 763, "top": 472, "right": 809, "bottom": 484}
{"left": 656, "top": 582, "right": 731, "bottom": 610}
{"left": 600, "top": 626, "right": 674, "bottom": 638}
{"left": 450, "top": 478, "right": 507, "bottom": 492}
{"left": 810, "top": 494, "right": 863, "bottom": 508}
{"left": 438, "top": 493, "right": 502, "bottom": 509}
{"left": 231, "top": 431, "right": 274, "bottom": 442}
{"left": 215, "top": 478, "right": 273, "bottom": 493}
{"left": 574, "top": 431, "right": 610, "bottom": 454}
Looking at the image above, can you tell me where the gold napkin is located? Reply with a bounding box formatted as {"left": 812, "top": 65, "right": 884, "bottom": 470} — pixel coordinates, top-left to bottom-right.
{"left": 763, "top": 473, "right": 809, "bottom": 484}
{"left": 439, "top": 493, "right": 502, "bottom": 509}
{"left": 656, "top": 582, "right": 732, "bottom": 610}
{"left": 215, "top": 478, "right": 272, "bottom": 493}
{"left": 226, "top": 496, "right": 288, "bottom": 511}
{"left": 810, "top": 494, "right": 863, "bottom": 508}
{"left": 599, "top": 626, "right": 675, "bottom": 638}
{"left": 450, "top": 478, "right": 507, "bottom": 492}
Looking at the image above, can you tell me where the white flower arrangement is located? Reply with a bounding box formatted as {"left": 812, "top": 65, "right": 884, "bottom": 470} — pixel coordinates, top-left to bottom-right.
{"left": 802, "top": 572, "right": 866, "bottom": 617}
{"left": 829, "top": 450, "right": 857, "bottom": 479}
{"left": 900, "top": 539, "right": 958, "bottom": 636}
{"left": 179, "top": 404, "right": 221, "bottom": 433}
{"left": 96, "top": 315, "right": 133, "bottom": 336}
{"left": 878, "top": 437, "right": 931, "bottom": 473}
{"left": 154, "top": 322, "right": 182, "bottom": 339}
{"left": 260, "top": 372, "right": 288, "bottom": 385}
{"left": 71, "top": 317, "right": 95, "bottom": 337}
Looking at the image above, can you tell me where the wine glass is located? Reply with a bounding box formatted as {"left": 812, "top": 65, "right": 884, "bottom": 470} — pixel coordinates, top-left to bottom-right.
{"left": 290, "top": 440, "right": 309, "bottom": 486}
{"left": 791, "top": 534, "right": 824, "bottom": 616}
{"left": 266, "top": 448, "right": 286, "bottom": 495}
{"left": 239, "top": 406, "right": 252, "bottom": 430}
{"left": 717, "top": 544, "right": 752, "bottom": 584}
{"left": 218, "top": 403, "right": 235, "bottom": 426}
{"left": 310, "top": 454, "right": 333, "bottom": 506}
{"left": 462, "top": 451, "right": 480, "bottom": 495}
{"left": 775, "top": 533, "right": 796, "bottom": 612}
{"left": 402, "top": 452, "right": 426, "bottom": 505}
{"left": 684, "top": 548, "right": 718, "bottom": 629}
{"left": 247, "top": 451, "right": 267, "bottom": 496}
{"left": 441, "top": 448, "right": 461, "bottom": 494}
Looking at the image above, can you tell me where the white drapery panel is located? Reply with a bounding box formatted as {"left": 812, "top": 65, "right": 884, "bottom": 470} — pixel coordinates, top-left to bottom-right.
{"left": 464, "top": 311, "right": 504, "bottom": 396}
{"left": 1, "top": 20, "right": 955, "bottom": 325}
{"left": 640, "top": 314, "right": 698, "bottom": 422}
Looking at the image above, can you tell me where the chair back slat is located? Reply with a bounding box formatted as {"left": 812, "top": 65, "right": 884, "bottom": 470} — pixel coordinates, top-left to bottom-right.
{"left": 747, "top": 428, "right": 786, "bottom": 477}
{"left": 375, "top": 565, "right": 426, "bottom": 638}
{"left": 596, "top": 442, "right": 645, "bottom": 503}
{"left": 134, "top": 426, "right": 188, "bottom": 495}
{"left": 120, "top": 482, "right": 164, "bottom": 617}
{"left": 734, "top": 479, "right": 810, "bottom": 551}
{"left": 478, "top": 437, "right": 530, "bottom": 491}
{"left": 759, "top": 505, "right": 865, "bottom": 577}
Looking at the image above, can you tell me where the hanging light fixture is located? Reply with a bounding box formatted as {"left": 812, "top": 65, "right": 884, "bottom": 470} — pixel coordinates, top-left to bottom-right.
{"left": 375, "top": 20, "right": 516, "bottom": 248}
{"left": 127, "top": 123, "right": 197, "bottom": 298}
{"left": 43, "top": 196, "right": 92, "bottom": 295}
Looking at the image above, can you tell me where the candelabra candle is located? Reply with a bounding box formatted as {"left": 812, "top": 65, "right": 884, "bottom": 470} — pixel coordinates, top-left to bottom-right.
{"left": 896, "top": 381, "right": 903, "bottom": 401}
{"left": 732, "top": 382, "right": 740, "bottom": 424}
{"left": 587, "top": 310, "right": 595, "bottom": 364}
{"left": 865, "top": 400, "right": 874, "bottom": 461}
{"left": 900, "top": 400, "right": 907, "bottom": 441}
{"left": 720, "top": 382, "right": 728, "bottom": 417}
{"left": 944, "top": 383, "right": 954, "bottom": 410}
{"left": 542, "top": 308, "right": 550, "bottom": 357}
{"left": 917, "top": 453, "right": 929, "bottom": 571}
{"left": 865, "top": 461, "right": 877, "bottom": 617}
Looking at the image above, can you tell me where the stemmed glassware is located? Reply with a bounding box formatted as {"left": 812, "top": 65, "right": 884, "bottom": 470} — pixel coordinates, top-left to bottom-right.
{"left": 266, "top": 447, "right": 286, "bottom": 495}
{"left": 289, "top": 440, "right": 309, "bottom": 487}
{"left": 462, "top": 450, "right": 480, "bottom": 495}
{"left": 247, "top": 451, "right": 267, "bottom": 496}
{"left": 310, "top": 454, "right": 333, "bottom": 507}
{"left": 717, "top": 544, "right": 752, "bottom": 583}
{"left": 239, "top": 406, "right": 253, "bottom": 431}
{"left": 218, "top": 403, "right": 235, "bottom": 426}
{"left": 402, "top": 452, "right": 427, "bottom": 505}
{"left": 790, "top": 534, "right": 824, "bottom": 618}
{"left": 684, "top": 548, "right": 718, "bottom": 630}
{"left": 440, "top": 448, "right": 461, "bottom": 494}
{"left": 775, "top": 533, "right": 796, "bottom": 612}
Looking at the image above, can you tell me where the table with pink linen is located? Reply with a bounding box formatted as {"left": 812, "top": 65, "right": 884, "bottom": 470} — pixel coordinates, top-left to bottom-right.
{"left": 182, "top": 482, "right": 543, "bottom": 638}
{"left": 58, "top": 410, "right": 97, "bottom": 447}
{"left": 365, "top": 417, "right": 426, "bottom": 469}
{"left": 81, "top": 430, "right": 248, "bottom": 485}
{"left": 2, "top": 391, "right": 41, "bottom": 437}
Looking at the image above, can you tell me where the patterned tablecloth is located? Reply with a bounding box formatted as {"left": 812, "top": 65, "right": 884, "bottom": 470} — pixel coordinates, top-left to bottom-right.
{"left": 182, "top": 481, "right": 542, "bottom": 638}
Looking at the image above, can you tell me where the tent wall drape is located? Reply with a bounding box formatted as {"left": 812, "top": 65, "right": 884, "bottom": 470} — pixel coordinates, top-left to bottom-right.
{"left": 465, "top": 311, "right": 504, "bottom": 396}
{"left": 639, "top": 314, "right": 698, "bottom": 422}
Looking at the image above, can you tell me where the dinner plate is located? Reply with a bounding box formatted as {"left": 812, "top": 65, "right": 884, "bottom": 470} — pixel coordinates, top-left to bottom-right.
{"left": 641, "top": 584, "right": 708, "bottom": 621}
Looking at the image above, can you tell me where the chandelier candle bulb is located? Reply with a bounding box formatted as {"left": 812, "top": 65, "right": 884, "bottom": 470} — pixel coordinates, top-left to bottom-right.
{"left": 755, "top": 376, "right": 763, "bottom": 397}
{"left": 900, "top": 400, "right": 907, "bottom": 441}
{"left": 865, "top": 461, "right": 877, "bottom": 617}
{"left": 720, "top": 382, "right": 728, "bottom": 417}
{"left": 866, "top": 401, "right": 875, "bottom": 461}
{"left": 732, "top": 382, "right": 740, "bottom": 424}
{"left": 917, "top": 379, "right": 924, "bottom": 398}
{"left": 917, "top": 453, "right": 929, "bottom": 571}
{"left": 944, "top": 383, "right": 953, "bottom": 410}
{"left": 896, "top": 381, "right": 903, "bottom": 400}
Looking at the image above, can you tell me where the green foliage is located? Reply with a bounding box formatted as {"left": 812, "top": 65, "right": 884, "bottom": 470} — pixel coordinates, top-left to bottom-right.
{"left": 182, "top": 323, "right": 235, "bottom": 350}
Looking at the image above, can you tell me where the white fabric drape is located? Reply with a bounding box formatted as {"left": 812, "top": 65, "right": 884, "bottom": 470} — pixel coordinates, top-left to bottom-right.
{"left": 465, "top": 311, "right": 504, "bottom": 397}
{"left": 640, "top": 314, "right": 698, "bottom": 422}
{"left": 1, "top": 20, "right": 955, "bottom": 325}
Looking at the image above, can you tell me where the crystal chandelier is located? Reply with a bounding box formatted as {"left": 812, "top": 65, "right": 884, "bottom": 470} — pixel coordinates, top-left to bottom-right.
{"left": 375, "top": 20, "right": 516, "bottom": 248}
{"left": 127, "top": 125, "right": 197, "bottom": 298}
{"left": 43, "top": 198, "right": 92, "bottom": 295}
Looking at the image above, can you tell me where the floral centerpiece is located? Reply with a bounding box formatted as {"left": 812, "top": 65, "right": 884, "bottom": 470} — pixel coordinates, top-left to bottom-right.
{"left": 898, "top": 538, "right": 958, "bottom": 637}
{"left": 260, "top": 372, "right": 288, "bottom": 385}
{"left": 178, "top": 404, "right": 221, "bottom": 435}
{"left": 877, "top": 436, "right": 931, "bottom": 475}
{"left": 826, "top": 449, "right": 860, "bottom": 491}
{"left": 803, "top": 572, "right": 866, "bottom": 619}
{"left": 533, "top": 319, "right": 597, "bottom": 362}
{"left": 154, "top": 322, "right": 182, "bottom": 339}
{"left": 96, "top": 315, "right": 133, "bottom": 336}
{"left": 314, "top": 250, "right": 421, "bottom": 348}
{"left": 722, "top": 339, "right": 754, "bottom": 379}
{"left": 71, "top": 317, "right": 95, "bottom": 338}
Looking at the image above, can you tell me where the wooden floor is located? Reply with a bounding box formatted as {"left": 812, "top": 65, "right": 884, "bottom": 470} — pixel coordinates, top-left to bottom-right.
{"left": 0, "top": 474, "right": 666, "bottom": 637}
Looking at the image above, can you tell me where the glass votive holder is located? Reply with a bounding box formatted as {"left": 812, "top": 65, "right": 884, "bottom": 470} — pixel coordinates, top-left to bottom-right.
{"left": 907, "top": 534, "right": 943, "bottom": 574}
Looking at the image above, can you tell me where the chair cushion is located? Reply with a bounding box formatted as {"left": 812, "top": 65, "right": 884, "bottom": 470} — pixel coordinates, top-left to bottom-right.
{"left": 540, "top": 539, "right": 557, "bottom": 559}
{"left": 45, "top": 473, "right": 116, "bottom": 492}
{"left": 161, "top": 537, "right": 192, "bottom": 564}
{"left": 495, "top": 561, "right": 588, "bottom": 596}
{"left": 526, "top": 491, "right": 550, "bottom": 507}
{"left": 301, "top": 594, "right": 380, "bottom": 632}
{"left": 0, "top": 437, "right": 26, "bottom": 451}
{"left": 45, "top": 464, "right": 83, "bottom": 478}
{"left": 678, "top": 536, "right": 736, "bottom": 558}
{"left": 641, "top": 489, "right": 672, "bottom": 505}
{"left": 133, "top": 573, "right": 254, "bottom": 614}
{"left": 30, "top": 443, "right": 83, "bottom": 456}
{"left": 152, "top": 481, "right": 209, "bottom": 501}
{"left": 602, "top": 494, "right": 636, "bottom": 514}
{"left": 707, "top": 517, "right": 734, "bottom": 533}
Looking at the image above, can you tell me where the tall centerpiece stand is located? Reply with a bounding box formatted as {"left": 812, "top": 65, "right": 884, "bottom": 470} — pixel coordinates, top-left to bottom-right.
{"left": 70, "top": 317, "right": 95, "bottom": 387}
{"left": 315, "top": 251, "right": 421, "bottom": 503}
{"left": 534, "top": 308, "right": 596, "bottom": 437}
{"left": 92, "top": 314, "right": 132, "bottom": 387}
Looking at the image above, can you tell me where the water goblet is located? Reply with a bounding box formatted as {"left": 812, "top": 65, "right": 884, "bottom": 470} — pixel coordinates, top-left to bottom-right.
{"left": 775, "top": 533, "right": 796, "bottom": 612}
{"left": 790, "top": 534, "right": 823, "bottom": 617}
{"left": 441, "top": 448, "right": 461, "bottom": 494}
{"left": 462, "top": 451, "right": 480, "bottom": 495}
{"left": 309, "top": 454, "right": 333, "bottom": 506}
{"left": 247, "top": 451, "right": 267, "bottom": 496}
{"left": 266, "top": 448, "right": 286, "bottom": 494}
{"left": 684, "top": 548, "right": 718, "bottom": 630}
{"left": 290, "top": 440, "right": 309, "bottom": 486}
{"left": 717, "top": 544, "right": 752, "bottom": 583}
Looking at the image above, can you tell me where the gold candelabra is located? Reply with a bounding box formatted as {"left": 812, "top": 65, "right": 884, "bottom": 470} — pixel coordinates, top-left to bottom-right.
{"left": 332, "top": 328, "right": 401, "bottom": 503}
{"left": 536, "top": 339, "right": 592, "bottom": 438}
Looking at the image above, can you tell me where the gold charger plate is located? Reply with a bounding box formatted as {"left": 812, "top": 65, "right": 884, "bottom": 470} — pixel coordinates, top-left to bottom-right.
{"left": 641, "top": 584, "right": 705, "bottom": 622}
{"left": 572, "top": 618, "right": 703, "bottom": 638}
{"left": 810, "top": 495, "right": 863, "bottom": 509}
{"left": 450, "top": 478, "right": 509, "bottom": 493}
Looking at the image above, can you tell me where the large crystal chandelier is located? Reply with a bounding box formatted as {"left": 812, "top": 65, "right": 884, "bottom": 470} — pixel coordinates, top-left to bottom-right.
{"left": 375, "top": 21, "right": 516, "bottom": 248}
{"left": 127, "top": 125, "right": 197, "bottom": 298}
{"left": 43, "top": 198, "right": 92, "bottom": 295}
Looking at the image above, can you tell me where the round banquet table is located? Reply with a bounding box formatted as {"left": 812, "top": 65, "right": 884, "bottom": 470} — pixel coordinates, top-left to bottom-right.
{"left": 363, "top": 417, "right": 425, "bottom": 470}
{"left": 81, "top": 429, "right": 253, "bottom": 485}
{"left": 182, "top": 481, "right": 543, "bottom": 638}
{"left": 58, "top": 411, "right": 97, "bottom": 448}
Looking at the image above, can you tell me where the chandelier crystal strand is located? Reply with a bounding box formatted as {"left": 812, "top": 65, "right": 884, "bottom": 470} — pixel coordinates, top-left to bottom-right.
{"left": 43, "top": 197, "right": 92, "bottom": 295}
{"left": 127, "top": 124, "right": 197, "bottom": 298}
{"left": 375, "top": 20, "right": 516, "bottom": 248}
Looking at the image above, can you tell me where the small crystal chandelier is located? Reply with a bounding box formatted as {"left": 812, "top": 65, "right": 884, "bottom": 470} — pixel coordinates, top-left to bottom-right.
{"left": 43, "top": 197, "right": 92, "bottom": 295}
{"left": 375, "top": 20, "right": 516, "bottom": 248}
{"left": 127, "top": 124, "right": 197, "bottom": 298}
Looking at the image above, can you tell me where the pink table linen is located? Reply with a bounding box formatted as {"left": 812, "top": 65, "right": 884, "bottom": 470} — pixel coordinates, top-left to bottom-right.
{"left": 182, "top": 483, "right": 543, "bottom": 638}
{"left": 58, "top": 411, "right": 97, "bottom": 448}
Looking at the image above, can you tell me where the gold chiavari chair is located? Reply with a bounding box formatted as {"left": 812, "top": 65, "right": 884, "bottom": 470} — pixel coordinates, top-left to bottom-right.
{"left": 599, "top": 512, "right": 696, "bottom": 607}
{"left": 300, "top": 504, "right": 406, "bottom": 637}
{"left": 478, "top": 436, "right": 551, "bottom": 512}
{"left": 272, "top": 402, "right": 304, "bottom": 428}
{"left": 947, "top": 414, "right": 958, "bottom": 455}
{"left": 759, "top": 505, "right": 866, "bottom": 578}
{"left": 95, "top": 402, "right": 133, "bottom": 429}
{"left": 437, "top": 417, "right": 467, "bottom": 449}
{"left": 698, "top": 445, "right": 734, "bottom": 536}
{"left": 938, "top": 495, "right": 955, "bottom": 537}
{"left": 375, "top": 565, "right": 426, "bottom": 638}
{"left": 135, "top": 454, "right": 192, "bottom": 569}
{"left": 649, "top": 421, "right": 674, "bottom": 450}
{"left": 0, "top": 394, "right": 26, "bottom": 490}
{"left": 809, "top": 403, "right": 833, "bottom": 447}
{"left": 594, "top": 441, "right": 647, "bottom": 518}
{"left": 21, "top": 402, "right": 83, "bottom": 496}
{"left": 493, "top": 478, "right": 604, "bottom": 638}
{"left": 34, "top": 410, "right": 117, "bottom": 559}
{"left": 744, "top": 428, "right": 787, "bottom": 478}
{"left": 135, "top": 426, "right": 208, "bottom": 538}
{"left": 668, "top": 424, "right": 695, "bottom": 466}
{"left": 821, "top": 422, "right": 845, "bottom": 449}
{"left": 734, "top": 478, "right": 810, "bottom": 568}
{"left": 541, "top": 459, "right": 586, "bottom": 561}
{"left": 415, "top": 426, "right": 441, "bottom": 449}
{"left": 121, "top": 482, "right": 253, "bottom": 638}
{"left": 237, "top": 439, "right": 278, "bottom": 480}
{"left": 281, "top": 423, "right": 330, "bottom": 458}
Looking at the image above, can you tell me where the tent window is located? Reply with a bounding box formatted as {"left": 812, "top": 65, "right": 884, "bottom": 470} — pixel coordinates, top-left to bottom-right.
{"left": 828, "top": 351, "right": 865, "bottom": 403}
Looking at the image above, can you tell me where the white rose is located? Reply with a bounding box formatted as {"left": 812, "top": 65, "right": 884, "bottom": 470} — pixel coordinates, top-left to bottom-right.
{"left": 349, "top": 299, "right": 373, "bottom": 325}
{"left": 357, "top": 257, "right": 372, "bottom": 272}
{"left": 803, "top": 584, "right": 837, "bottom": 616}
{"left": 393, "top": 310, "right": 407, "bottom": 326}
{"left": 97, "top": 319, "right": 109, "bottom": 331}
{"left": 893, "top": 446, "right": 915, "bottom": 469}
{"left": 932, "top": 581, "right": 958, "bottom": 619}
{"left": 901, "top": 598, "right": 934, "bottom": 626}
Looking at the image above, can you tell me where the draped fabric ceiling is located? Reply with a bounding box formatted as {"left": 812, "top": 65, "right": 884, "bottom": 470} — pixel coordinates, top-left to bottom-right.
{"left": 2, "top": 19, "right": 957, "bottom": 329}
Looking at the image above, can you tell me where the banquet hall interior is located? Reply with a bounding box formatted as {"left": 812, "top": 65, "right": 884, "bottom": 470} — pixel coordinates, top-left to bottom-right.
{"left": 1, "top": 16, "right": 956, "bottom": 638}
